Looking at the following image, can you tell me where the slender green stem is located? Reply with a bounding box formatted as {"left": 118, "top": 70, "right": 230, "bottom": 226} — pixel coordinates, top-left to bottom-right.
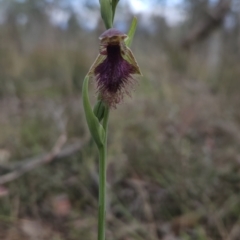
{"left": 102, "top": 107, "right": 109, "bottom": 132}
{"left": 98, "top": 146, "right": 107, "bottom": 240}
{"left": 98, "top": 106, "right": 109, "bottom": 240}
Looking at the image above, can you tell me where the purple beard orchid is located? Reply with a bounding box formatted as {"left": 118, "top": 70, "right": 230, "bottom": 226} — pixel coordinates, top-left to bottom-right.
{"left": 88, "top": 28, "right": 142, "bottom": 108}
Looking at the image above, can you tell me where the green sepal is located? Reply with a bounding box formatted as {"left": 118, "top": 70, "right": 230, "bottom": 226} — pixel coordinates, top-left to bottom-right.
{"left": 122, "top": 47, "right": 142, "bottom": 76}
{"left": 99, "top": 0, "right": 113, "bottom": 29}
{"left": 125, "top": 17, "right": 137, "bottom": 47}
{"left": 93, "top": 100, "right": 106, "bottom": 122}
{"left": 82, "top": 76, "right": 105, "bottom": 148}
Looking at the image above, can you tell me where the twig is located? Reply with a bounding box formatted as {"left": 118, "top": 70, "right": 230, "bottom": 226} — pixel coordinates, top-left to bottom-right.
{"left": 0, "top": 135, "right": 87, "bottom": 185}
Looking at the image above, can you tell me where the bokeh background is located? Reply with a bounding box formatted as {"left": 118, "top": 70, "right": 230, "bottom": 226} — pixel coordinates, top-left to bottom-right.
{"left": 0, "top": 0, "right": 240, "bottom": 239}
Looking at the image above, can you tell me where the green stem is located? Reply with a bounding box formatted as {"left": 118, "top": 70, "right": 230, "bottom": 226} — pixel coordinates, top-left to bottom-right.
{"left": 102, "top": 107, "right": 109, "bottom": 132}
{"left": 98, "top": 106, "right": 109, "bottom": 240}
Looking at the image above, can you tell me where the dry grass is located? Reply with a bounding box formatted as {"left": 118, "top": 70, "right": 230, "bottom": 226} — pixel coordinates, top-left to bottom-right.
{"left": 0, "top": 25, "right": 239, "bottom": 240}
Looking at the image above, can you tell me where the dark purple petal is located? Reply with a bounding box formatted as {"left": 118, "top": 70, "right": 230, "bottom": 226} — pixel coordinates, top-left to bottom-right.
{"left": 94, "top": 44, "right": 138, "bottom": 107}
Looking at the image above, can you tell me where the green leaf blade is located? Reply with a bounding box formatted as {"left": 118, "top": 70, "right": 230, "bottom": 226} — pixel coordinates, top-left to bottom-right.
{"left": 82, "top": 76, "right": 105, "bottom": 148}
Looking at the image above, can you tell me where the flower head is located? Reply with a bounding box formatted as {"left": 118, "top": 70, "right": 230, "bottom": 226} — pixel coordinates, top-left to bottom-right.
{"left": 88, "top": 28, "right": 142, "bottom": 108}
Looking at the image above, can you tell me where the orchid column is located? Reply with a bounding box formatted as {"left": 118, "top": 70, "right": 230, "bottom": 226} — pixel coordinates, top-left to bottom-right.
{"left": 82, "top": 1, "right": 142, "bottom": 240}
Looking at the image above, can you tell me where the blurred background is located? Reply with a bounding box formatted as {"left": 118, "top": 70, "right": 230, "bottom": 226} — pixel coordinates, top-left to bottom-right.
{"left": 0, "top": 0, "right": 240, "bottom": 239}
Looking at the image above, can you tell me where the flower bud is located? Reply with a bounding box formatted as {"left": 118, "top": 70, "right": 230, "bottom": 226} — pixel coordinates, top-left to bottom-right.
{"left": 93, "top": 100, "right": 106, "bottom": 122}
{"left": 111, "top": 0, "right": 120, "bottom": 21}
{"left": 100, "top": 0, "right": 113, "bottom": 29}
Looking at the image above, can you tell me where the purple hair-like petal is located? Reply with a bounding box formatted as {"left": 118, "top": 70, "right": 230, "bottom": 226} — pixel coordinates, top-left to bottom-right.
{"left": 94, "top": 44, "right": 138, "bottom": 107}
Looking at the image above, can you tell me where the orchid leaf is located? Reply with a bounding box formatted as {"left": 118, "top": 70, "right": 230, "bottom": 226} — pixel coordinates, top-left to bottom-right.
{"left": 82, "top": 76, "right": 105, "bottom": 148}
